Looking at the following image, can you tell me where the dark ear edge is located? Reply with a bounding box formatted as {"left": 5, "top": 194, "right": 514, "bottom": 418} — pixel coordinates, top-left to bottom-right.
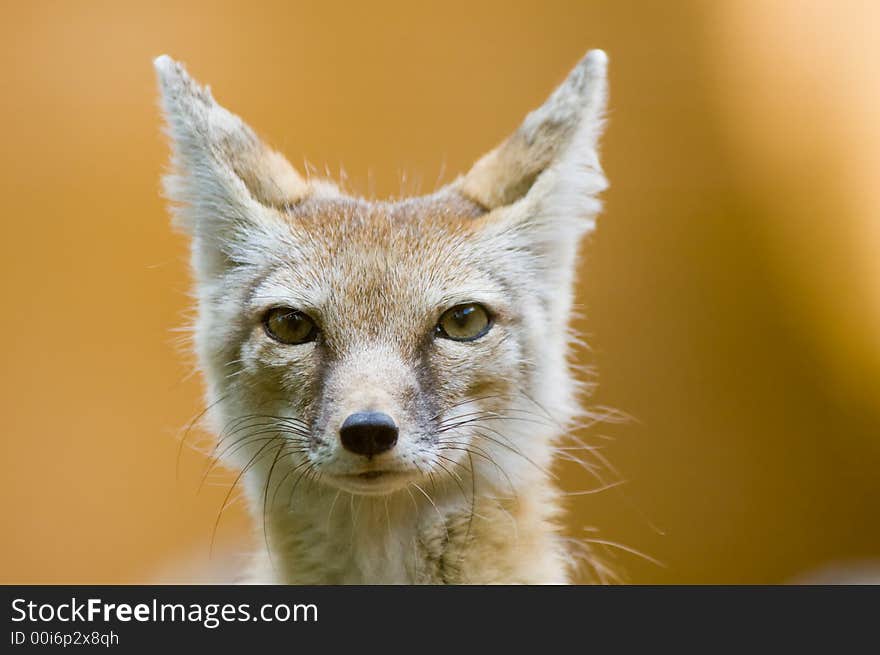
{"left": 154, "top": 55, "right": 309, "bottom": 233}
{"left": 457, "top": 50, "right": 608, "bottom": 212}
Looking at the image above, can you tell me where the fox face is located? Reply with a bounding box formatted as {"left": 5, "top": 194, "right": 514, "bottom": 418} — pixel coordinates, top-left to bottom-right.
{"left": 156, "top": 52, "right": 607, "bottom": 514}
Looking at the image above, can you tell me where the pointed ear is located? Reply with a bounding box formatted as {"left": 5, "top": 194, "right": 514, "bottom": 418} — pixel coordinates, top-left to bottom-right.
{"left": 459, "top": 50, "right": 608, "bottom": 228}
{"left": 154, "top": 55, "right": 308, "bottom": 270}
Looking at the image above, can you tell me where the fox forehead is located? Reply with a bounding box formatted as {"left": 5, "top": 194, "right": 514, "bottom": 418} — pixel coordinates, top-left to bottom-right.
{"left": 243, "top": 192, "right": 516, "bottom": 343}
{"left": 278, "top": 191, "right": 486, "bottom": 252}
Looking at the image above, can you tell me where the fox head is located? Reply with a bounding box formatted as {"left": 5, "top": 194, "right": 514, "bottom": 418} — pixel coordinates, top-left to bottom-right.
{"left": 156, "top": 52, "right": 607, "bottom": 505}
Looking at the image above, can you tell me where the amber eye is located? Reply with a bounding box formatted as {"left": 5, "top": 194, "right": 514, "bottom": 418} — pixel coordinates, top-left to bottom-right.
{"left": 263, "top": 307, "right": 318, "bottom": 345}
{"left": 436, "top": 303, "right": 492, "bottom": 341}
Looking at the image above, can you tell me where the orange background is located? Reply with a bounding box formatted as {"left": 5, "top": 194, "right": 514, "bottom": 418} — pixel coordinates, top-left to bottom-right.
{"left": 2, "top": 0, "right": 879, "bottom": 583}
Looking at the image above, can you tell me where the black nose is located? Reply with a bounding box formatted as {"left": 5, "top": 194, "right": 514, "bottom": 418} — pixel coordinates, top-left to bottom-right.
{"left": 339, "top": 411, "right": 399, "bottom": 458}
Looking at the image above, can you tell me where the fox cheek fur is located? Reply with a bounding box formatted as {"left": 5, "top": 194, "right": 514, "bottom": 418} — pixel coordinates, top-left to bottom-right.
{"left": 156, "top": 50, "right": 609, "bottom": 583}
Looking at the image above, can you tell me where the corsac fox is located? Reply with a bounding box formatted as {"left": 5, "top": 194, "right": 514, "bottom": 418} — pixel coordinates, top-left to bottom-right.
{"left": 155, "top": 49, "right": 610, "bottom": 583}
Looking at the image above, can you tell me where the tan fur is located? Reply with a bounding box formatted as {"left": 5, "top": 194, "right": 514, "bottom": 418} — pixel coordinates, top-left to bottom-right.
{"left": 155, "top": 50, "right": 609, "bottom": 584}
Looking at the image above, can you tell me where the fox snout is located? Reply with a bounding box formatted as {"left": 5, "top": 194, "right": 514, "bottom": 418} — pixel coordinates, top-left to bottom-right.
{"left": 318, "top": 344, "right": 428, "bottom": 465}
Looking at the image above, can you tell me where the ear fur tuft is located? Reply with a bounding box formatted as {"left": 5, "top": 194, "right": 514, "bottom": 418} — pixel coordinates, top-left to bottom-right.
{"left": 154, "top": 55, "right": 308, "bottom": 235}
{"left": 459, "top": 49, "right": 609, "bottom": 218}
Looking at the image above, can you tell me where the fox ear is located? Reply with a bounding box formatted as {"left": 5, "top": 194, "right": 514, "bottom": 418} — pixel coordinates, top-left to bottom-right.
{"left": 459, "top": 50, "right": 608, "bottom": 233}
{"left": 154, "top": 55, "right": 308, "bottom": 271}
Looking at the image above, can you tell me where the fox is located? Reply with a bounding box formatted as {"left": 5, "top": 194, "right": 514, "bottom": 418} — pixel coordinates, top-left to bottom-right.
{"left": 155, "top": 49, "right": 610, "bottom": 584}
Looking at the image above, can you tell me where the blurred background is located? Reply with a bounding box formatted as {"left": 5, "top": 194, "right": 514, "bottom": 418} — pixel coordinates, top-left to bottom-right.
{"left": 2, "top": 0, "right": 879, "bottom": 584}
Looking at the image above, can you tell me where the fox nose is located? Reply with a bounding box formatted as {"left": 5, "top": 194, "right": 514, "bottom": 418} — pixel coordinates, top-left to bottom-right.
{"left": 339, "top": 411, "right": 399, "bottom": 458}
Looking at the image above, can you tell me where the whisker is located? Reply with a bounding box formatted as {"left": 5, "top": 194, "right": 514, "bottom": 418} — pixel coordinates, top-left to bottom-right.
{"left": 581, "top": 536, "right": 667, "bottom": 569}
{"left": 563, "top": 479, "right": 627, "bottom": 496}
{"left": 211, "top": 435, "right": 284, "bottom": 557}
{"left": 410, "top": 482, "right": 449, "bottom": 543}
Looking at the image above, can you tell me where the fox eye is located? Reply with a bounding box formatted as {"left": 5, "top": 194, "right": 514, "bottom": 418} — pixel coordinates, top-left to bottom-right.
{"left": 263, "top": 307, "right": 318, "bottom": 345}
{"left": 436, "top": 303, "right": 492, "bottom": 341}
